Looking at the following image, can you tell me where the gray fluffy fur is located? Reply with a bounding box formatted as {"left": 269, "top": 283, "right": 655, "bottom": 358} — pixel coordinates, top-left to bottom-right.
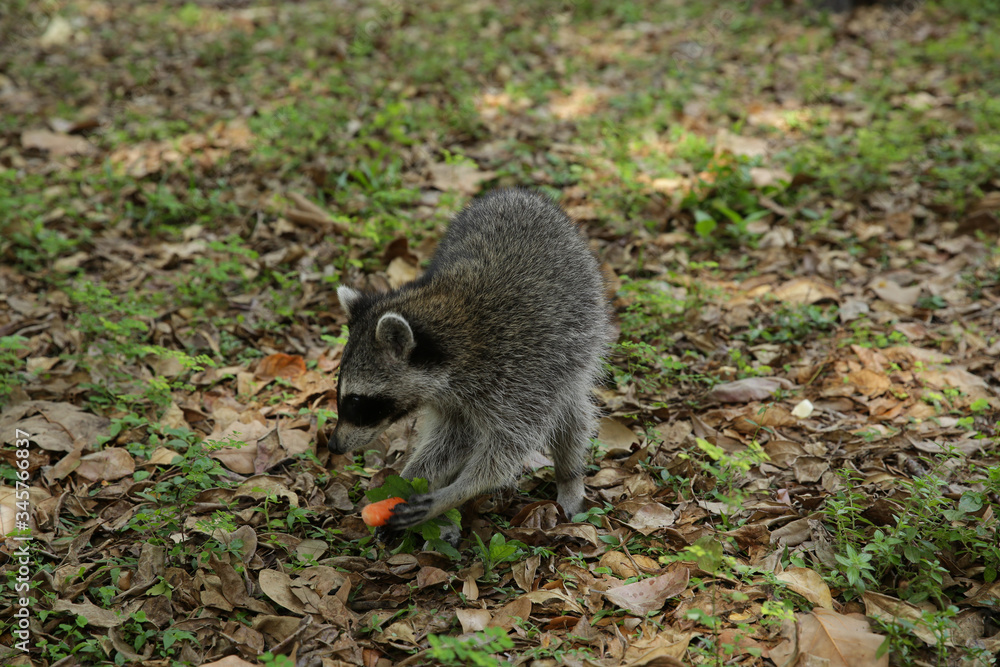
{"left": 331, "top": 188, "right": 612, "bottom": 529}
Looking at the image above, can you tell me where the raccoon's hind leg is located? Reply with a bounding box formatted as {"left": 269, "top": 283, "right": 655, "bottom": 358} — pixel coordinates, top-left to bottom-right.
{"left": 550, "top": 397, "right": 595, "bottom": 520}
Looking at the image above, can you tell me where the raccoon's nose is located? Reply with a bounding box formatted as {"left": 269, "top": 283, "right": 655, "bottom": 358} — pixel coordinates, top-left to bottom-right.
{"left": 328, "top": 426, "right": 344, "bottom": 453}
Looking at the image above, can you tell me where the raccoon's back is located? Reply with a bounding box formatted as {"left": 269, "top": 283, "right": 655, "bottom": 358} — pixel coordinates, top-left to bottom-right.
{"left": 417, "top": 189, "right": 608, "bottom": 394}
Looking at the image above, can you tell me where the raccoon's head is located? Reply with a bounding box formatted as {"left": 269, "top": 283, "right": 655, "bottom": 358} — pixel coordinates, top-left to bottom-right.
{"left": 329, "top": 285, "right": 445, "bottom": 455}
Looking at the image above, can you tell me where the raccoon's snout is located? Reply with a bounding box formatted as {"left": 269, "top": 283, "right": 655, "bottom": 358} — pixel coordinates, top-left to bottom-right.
{"left": 328, "top": 427, "right": 346, "bottom": 454}
{"left": 328, "top": 423, "right": 361, "bottom": 454}
{"left": 329, "top": 421, "right": 380, "bottom": 455}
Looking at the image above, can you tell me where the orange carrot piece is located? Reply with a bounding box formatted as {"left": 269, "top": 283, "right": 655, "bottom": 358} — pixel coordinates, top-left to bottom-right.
{"left": 361, "top": 497, "right": 407, "bottom": 527}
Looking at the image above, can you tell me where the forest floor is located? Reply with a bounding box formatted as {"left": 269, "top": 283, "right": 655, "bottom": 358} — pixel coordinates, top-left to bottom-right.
{"left": 1, "top": 1, "right": 999, "bottom": 665}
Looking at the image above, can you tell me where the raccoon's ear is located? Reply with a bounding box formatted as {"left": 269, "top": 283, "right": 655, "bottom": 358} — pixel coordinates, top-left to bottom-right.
{"left": 337, "top": 286, "right": 363, "bottom": 318}
{"left": 376, "top": 312, "right": 415, "bottom": 360}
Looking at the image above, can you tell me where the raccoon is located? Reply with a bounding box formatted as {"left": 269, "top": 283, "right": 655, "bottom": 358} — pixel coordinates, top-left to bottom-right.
{"left": 330, "top": 188, "right": 612, "bottom": 530}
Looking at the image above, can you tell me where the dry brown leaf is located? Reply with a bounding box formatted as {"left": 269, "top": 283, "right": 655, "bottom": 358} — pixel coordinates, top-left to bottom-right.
{"left": 597, "top": 417, "right": 640, "bottom": 451}
{"left": 200, "top": 657, "right": 260, "bottom": 667}
{"left": 715, "top": 128, "right": 768, "bottom": 158}
{"left": 863, "top": 591, "right": 941, "bottom": 645}
{"left": 848, "top": 368, "right": 891, "bottom": 397}
{"left": 770, "top": 608, "right": 888, "bottom": 667}
{"left": 870, "top": 277, "right": 921, "bottom": 306}
{"left": 708, "top": 377, "right": 794, "bottom": 403}
{"left": 428, "top": 162, "right": 496, "bottom": 195}
{"left": 51, "top": 599, "right": 125, "bottom": 628}
{"left": 750, "top": 166, "right": 791, "bottom": 188}
{"left": 602, "top": 568, "right": 689, "bottom": 616}
{"left": 415, "top": 566, "right": 449, "bottom": 589}
{"left": 75, "top": 448, "right": 135, "bottom": 482}
{"left": 147, "top": 447, "right": 180, "bottom": 466}
{"left": 624, "top": 627, "right": 691, "bottom": 666}
{"left": 775, "top": 567, "right": 834, "bottom": 609}
{"left": 600, "top": 551, "right": 640, "bottom": 579}
{"left": 258, "top": 570, "right": 306, "bottom": 615}
{"left": 772, "top": 277, "right": 839, "bottom": 304}
{"left": 521, "top": 589, "right": 586, "bottom": 614}
{"left": 792, "top": 456, "right": 829, "bottom": 483}
{"left": 486, "top": 595, "right": 532, "bottom": 630}
{"left": 255, "top": 353, "right": 307, "bottom": 381}
{"left": 626, "top": 502, "right": 676, "bottom": 535}
{"left": 22, "top": 129, "right": 95, "bottom": 156}
{"left": 456, "top": 608, "right": 491, "bottom": 633}
{"left": 386, "top": 256, "right": 419, "bottom": 288}
{"left": 512, "top": 554, "right": 540, "bottom": 593}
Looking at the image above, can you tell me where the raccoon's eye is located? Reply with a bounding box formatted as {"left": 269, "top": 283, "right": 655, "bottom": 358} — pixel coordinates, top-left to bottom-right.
{"left": 339, "top": 394, "right": 398, "bottom": 428}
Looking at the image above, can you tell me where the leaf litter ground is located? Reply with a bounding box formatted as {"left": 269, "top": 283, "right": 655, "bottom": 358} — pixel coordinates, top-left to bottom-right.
{"left": 0, "top": 1, "right": 999, "bottom": 666}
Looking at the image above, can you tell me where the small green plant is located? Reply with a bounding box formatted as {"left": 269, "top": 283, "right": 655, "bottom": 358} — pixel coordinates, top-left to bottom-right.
{"left": 175, "top": 235, "right": 258, "bottom": 309}
{"left": 571, "top": 503, "right": 613, "bottom": 527}
{"left": 683, "top": 438, "right": 769, "bottom": 528}
{"left": 67, "top": 280, "right": 214, "bottom": 411}
{"left": 36, "top": 614, "right": 105, "bottom": 661}
{"left": 832, "top": 543, "right": 878, "bottom": 597}
{"left": 0, "top": 335, "right": 29, "bottom": 400}
{"left": 425, "top": 627, "right": 515, "bottom": 667}
{"left": 127, "top": 435, "right": 245, "bottom": 558}
{"left": 259, "top": 652, "right": 296, "bottom": 667}
{"left": 472, "top": 533, "right": 528, "bottom": 583}
{"left": 737, "top": 303, "right": 838, "bottom": 345}
{"left": 841, "top": 317, "right": 910, "bottom": 349}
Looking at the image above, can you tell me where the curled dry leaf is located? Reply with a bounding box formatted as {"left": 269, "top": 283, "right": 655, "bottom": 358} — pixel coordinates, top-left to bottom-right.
{"left": 255, "top": 353, "right": 307, "bottom": 381}
{"left": 75, "top": 448, "right": 135, "bottom": 482}
{"left": 258, "top": 569, "right": 307, "bottom": 615}
{"left": 848, "top": 369, "right": 892, "bottom": 397}
{"left": 625, "top": 502, "right": 676, "bottom": 536}
{"left": 775, "top": 567, "right": 834, "bottom": 609}
{"left": 770, "top": 608, "right": 888, "bottom": 667}
{"left": 602, "top": 568, "right": 689, "bottom": 616}
{"left": 863, "top": 591, "right": 941, "bottom": 646}
{"left": 486, "top": 595, "right": 532, "bottom": 631}
{"left": 772, "top": 277, "right": 839, "bottom": 304}
{"left": 600, "top": 551, "right": 640, "bottom": 579}
{"left": 597, "top": 417, "right": 640, "bottom": 452}
{"left": 870, "top": 277, "right": 921, "bottom": 307}
{"left": 200, "top": 657, "right": 261, "bottom": 667}
{"left": 707, "top": 377, "right": 795, "bottom": 403}
{"left": 456, "top": 608, "right": 491, "bottom": 633}
{"left": 51, "top": 599, "right": 125, "bottom": 628}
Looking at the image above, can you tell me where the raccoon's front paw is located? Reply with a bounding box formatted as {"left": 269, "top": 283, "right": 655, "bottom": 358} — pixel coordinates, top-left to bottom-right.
{"left": 385, "top": 493, "right": 434, "bottom": 529}
{"left": 374, "top": 525, "right": 401, "bottom": 544}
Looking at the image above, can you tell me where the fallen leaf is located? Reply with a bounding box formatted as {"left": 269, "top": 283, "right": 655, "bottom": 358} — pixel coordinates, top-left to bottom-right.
{"left": 429, "top": 162, "right": 496, "bottom": 196}
{"left": 626, "top": 502, "right": 676, "bottom": 536}
{"left": 863, "top": 591, "right": 941, "bottom": 645}
{"left": 776, "top": 567, "right": 834, "bottom": 609}
{"left": 75, "top": 448, "right": 135, "bottom": 482}
{"left": 772, "top": 278, "right": 839, "bottom": 304}
{"left": 456, "top": 608, "right": 491, "bottom": 633}
{"left": 486, "top": 595, "right": 532, "bottom": 630}
{"left": 51, "top": 600, "right": 124, "bottom": 628}
{"left": 708, "top": 377, "right": 795, "bottom": 403}
{"left": 848, "top": 369, "right": 891, "bottom": 397}
{"left": 255, "top": 354, "right": 307, "bottom": 381}
{"left": 870, "top": 278, "right": 921, "bottom": 307}
{"left": 597, "top": 417, "right": 640, "bottom": 451}
{"left": 770, "top": 608, "right": 888, "bottom": 667}
{"left": 715, "top": 128, "right": 768, "bottom": 158}
{"left": 22, "top": 129, "right": 95, "bottom": 156}
{"left": 602, "top": 569, "right": 689, "bottom": 616}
